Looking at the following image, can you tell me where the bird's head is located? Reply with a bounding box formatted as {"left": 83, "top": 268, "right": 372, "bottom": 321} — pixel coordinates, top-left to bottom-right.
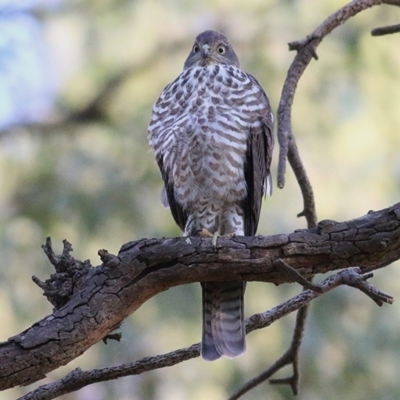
{"left": 183, "top": 30, "right": 240, "bottom": 70}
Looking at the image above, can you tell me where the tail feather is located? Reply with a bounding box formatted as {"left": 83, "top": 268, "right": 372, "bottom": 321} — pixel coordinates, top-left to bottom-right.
{"left": 201, "top": 283, "right": 221, "bottom": 361}
{"left": 213, "top": 282, "right": 246, "bottom": 357}
{"left": 201, "top": 281, "right": 246, "bottom": 361}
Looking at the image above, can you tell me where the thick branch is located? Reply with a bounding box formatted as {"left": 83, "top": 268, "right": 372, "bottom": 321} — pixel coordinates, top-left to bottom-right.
{"left": 21, "top": 267, "right": 392, "bottom": 400}
{"left": 0, "top": 203, "right": 398, "bottom": 391}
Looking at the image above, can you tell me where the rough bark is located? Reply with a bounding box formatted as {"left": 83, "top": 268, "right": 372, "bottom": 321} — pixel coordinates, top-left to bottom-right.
{"left": 0, "top": 202, "right": 399, "bottom": 391}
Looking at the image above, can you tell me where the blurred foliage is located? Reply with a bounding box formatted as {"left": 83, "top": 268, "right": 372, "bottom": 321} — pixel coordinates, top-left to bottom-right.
{"left": 1, "top": 0, "right": 400, "bottom": 399}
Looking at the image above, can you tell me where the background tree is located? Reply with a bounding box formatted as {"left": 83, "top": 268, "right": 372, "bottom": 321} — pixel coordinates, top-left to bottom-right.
{"left": 1, "top": 0, "right": 400, "bottom": 399}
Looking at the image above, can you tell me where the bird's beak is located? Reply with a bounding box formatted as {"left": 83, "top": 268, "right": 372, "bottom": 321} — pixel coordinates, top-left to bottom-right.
{"left": 201, "top": 44, "right": 210, "bottom": 57}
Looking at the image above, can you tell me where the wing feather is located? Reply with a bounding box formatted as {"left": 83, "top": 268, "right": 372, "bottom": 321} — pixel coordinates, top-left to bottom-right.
{"left": 243, "top": 75, "right": 274, "bottom": 236}
{"left": 155, "top": 156, "right": 188, "bottom": 231}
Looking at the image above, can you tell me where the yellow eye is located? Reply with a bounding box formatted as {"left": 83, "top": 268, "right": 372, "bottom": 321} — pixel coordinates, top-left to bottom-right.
{"left": 217, "top": 46, "right": 226, "bottom": 54}
{"left": 193, "top": 45, "right": 199, "bottom": 53}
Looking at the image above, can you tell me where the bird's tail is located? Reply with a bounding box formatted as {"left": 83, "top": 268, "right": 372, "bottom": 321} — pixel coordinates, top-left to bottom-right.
{"left": 201, "top": 281, "right": 246, "bottom": 361}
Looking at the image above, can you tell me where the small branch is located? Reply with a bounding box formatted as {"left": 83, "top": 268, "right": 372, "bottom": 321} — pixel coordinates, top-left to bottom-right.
{"left": 228, "top": 267, "right": 393, "bottom": 399}
{"left": 382, "top": 0, "right": 400, "bottom": 6}
{"left": 344, "top": 270, "right": 394, "bottom": 305}
{"left": 273, "top": 258, "right": 322, "bottom": 292}
{"left": 228, "top": 348, "right": 299, "bottom": 400}
{"left": 34, "top": 238, "right": 91, "bottom": 309}
{"left": 277, "top": 0, "right": 400, "bottom": 213}
{"left": 19, "top": 345, "right": 200, "bottom": 400}
{"left": 244, "top": 267, "right": 387, "bottom": 333}
{"left": 371, "top": 23, "right": 400, "bottom": 36}
{"left": 276, "top": 0, "right": 396, "bottom": 227}
{"left": 102, "top": 333, "right": 122, "bottom": 344}
{"left": 230, "top": 306, "right": 307, "bottom": 399}
{"left": 287, "top": 139, "right": 318, "bottom": 228}
{"left": 41, "top": 237, "right": 59, "bottom": 267}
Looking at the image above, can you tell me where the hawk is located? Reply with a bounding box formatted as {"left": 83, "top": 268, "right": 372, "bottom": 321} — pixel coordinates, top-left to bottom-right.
{"left": 148, "top": 30, "right": 274, "bottom": 361}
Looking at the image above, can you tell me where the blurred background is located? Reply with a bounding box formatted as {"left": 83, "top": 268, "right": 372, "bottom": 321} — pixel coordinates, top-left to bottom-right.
{"left": 1, "top": 0, "right": 400, "bottom": 399}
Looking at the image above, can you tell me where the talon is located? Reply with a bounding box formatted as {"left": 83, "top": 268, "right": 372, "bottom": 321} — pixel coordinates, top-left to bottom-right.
{"left": 212, "top": 231, "right": 220, "bottom": 248}
{"left": 200, "top": 230, "right": 234, "bottom": 249}
{"left": 199, "top": 228, "right": 214, "bottom": 238}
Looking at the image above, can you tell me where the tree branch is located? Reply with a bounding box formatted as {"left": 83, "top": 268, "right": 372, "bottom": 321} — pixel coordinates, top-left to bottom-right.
{"left": 276, "top": 0, "right": 400, "bottom": 194}
{"left": 268, "top": 1, "right": 400, "bottom": 394}
{"left": 228, "top": 268, "right": 393, "bottom": 400}
{"left": 20, "top": 266, "right": 393, "bottom": 400}
{"left": 0, "top": 202, "right": 398, "bottom": 394}
{"left": 19, "top": 345, "right": 200, "bottom": 400}
{"left": 371, "top": 23, "right": 400, "bottom": 35}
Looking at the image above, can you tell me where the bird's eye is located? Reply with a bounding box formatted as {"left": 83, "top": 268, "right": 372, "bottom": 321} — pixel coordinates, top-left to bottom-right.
{"left": 217, "top": 46, "right": 226, "bottom": 54}
{"left": 193, "top": 45, "right": 199, "bottom": 53}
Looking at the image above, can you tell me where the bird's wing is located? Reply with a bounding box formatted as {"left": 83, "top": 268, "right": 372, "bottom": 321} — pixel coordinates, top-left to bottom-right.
{"left": 242, "top": 75, "right": 274, "bottom": 236}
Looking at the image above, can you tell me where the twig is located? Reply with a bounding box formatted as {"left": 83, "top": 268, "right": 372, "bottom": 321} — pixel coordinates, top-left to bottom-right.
{"left": 41, "top": 237, "right": 59, "bottom": 267}
{"left": 343, "top": 271, "right": 394, "bottom": 305}
{"left": 273, "top": 258, "right": 322, "bottom": 293}
{"left": 230, "top": 306, "right": 307, "bottom": 399}
{"left": 19, "top": 345, "right": 200, "bottom": 400}
{"left": 102, "top": 333, "right": 122, "bottom": 344}
{"left": 243, "top": 268, "right": 390, "bottom": 334}
{"left": 371, "top": 23, "right": 400, "bottom": 36}
{"left": 382, "top": 0, "right": 400, "bottom": 6}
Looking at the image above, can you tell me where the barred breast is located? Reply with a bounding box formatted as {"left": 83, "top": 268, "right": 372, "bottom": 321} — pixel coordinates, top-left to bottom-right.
{"left": 148, "top": 64, "right": 267, "bottom": 220}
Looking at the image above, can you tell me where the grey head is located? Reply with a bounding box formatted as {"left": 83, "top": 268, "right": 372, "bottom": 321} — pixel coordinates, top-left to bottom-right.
{"left": 183, "top": 30, "right": 240, "bottom": 70}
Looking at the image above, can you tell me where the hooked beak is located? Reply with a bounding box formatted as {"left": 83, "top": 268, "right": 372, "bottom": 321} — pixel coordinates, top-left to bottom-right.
{"left": 201, "top": 44, "right": 210, "bottom": 57}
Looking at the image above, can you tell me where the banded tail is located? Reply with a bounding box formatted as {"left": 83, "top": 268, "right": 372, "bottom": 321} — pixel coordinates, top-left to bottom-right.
{"left": 201, "top": 281, "right": 246, "bottom": 361}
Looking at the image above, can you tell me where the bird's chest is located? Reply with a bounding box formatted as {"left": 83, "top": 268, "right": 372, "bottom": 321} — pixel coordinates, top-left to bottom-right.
{"left": 177, "top": 95, "right": 247, "bottom": 181}
{"left": 170, "top": 70, "right": 252, "bottom": 204}
{"left": 177, "top": 70, "right": 251, "bottom": 156}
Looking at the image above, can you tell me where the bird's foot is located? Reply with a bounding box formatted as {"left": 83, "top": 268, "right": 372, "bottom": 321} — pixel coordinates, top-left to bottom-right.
{"left": 199, "top": 229, "right": 235, "bottom": 249}
{"left": 199, "top": 229, "right": 220, "bottom": 248}
{"left": 199, "top": 228, "right": 214, "bottom": 238}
